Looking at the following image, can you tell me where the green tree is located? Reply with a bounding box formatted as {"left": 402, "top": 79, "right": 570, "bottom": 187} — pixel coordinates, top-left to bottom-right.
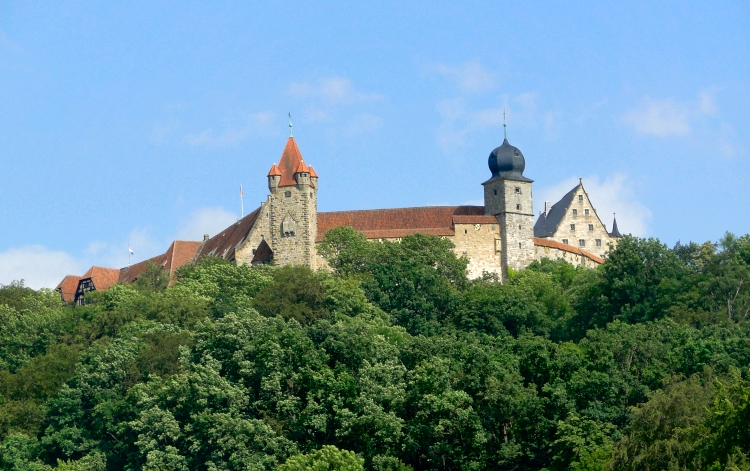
{"left": 279, "top": 445, "right": 364, "bottom": 471}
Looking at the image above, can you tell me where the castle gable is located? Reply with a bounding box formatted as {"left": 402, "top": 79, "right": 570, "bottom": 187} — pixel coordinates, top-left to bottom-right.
{"left": 534, "top": 185, "right": 578, "bottom": 237}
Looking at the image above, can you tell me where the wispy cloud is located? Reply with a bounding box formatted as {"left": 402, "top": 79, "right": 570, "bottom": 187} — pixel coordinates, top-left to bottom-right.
{"left": 536, "top": 174, "right": 651, "bottom": 237}
{"left": 431, "top": 60, "right": 496, "bottom": 93}
{"left": 176, "top": 207, "right": 236, "bottom": 240}
{"left": 186, "top": 112, "right": 276, "bottom": 147}
{"left": 621, "top": 88, "right": 722, "bottom": 138}
{"left": 289, "top": 77, "right": 384, "bottom": 105}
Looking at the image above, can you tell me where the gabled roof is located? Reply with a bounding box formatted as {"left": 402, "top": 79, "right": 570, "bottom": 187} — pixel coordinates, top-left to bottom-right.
{"left": 119, "top": 253, "right": 166, "bottom": 284}
{"left": 251, "top": 239, "right": 273, "bottom": 264}
{"left": 194, "top": 207, "right": 262, "bottom": 261}
{"left": 534, "top": 184, "right": 579, "bottom": 237}
{"left": 533, "top": 237, "right": 604, "bottom": 264}
{"left": 317, "top": 206, "right": 486, "bottom": 241}
{"left": 55, "top": 275, "right": 81, "bottom": 303}
{"left": 118, "top": 240, "right": 203, "bottom": 285}
{"left": 80, "top": 266, "right": 121, "bottom": 291}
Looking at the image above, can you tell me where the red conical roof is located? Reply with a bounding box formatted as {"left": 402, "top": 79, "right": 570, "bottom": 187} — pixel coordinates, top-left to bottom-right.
{"left": 294, "top": 160, "right": 310, "bottom": 174}
{"left": 309, "top": 165, "right": 319, "bottom": 178}
{"left": 267, "top": 163, "right": 282, "bottom": 177}
{"left": 278, "top": 137, "right": 304, "bottom": 187}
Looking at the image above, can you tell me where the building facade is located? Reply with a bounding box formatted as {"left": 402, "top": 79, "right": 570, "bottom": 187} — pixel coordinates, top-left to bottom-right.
{"left": 58, "top": 134, "right": 621, "bottom": 301}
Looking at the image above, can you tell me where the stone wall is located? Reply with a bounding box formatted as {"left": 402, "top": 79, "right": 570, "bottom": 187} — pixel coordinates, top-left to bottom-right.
{"left": 484, "top": 178, "right": 535, "bottom": 279}
{"left": 533, "top": 244, "right": 599, "bottom": 268}
{"left": 547, "top": 185, "right": 616, "bottom": 259}
{"left": 450, "top": 222, "right": 503, "bottom": 279}
{"left": 268, "top": 179, "right": 318, "bottom": 268}
{"left": 235, "top": 199, "right": 271, "bottom": 265}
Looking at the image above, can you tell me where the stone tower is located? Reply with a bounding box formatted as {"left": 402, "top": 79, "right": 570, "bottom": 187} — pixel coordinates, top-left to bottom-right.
{"left": 266, "top": 137, "right": 319, "bottom": 267}
{"left": 483, "top": 138, "right": 535, "bottom": 280}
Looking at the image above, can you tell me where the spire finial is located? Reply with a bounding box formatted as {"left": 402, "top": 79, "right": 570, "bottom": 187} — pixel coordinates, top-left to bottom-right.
{"left": 503, "top": 108, "right": 507, "bottom": 139}
{"left": 288, "top": 112, "right": 293, "bottom": 138}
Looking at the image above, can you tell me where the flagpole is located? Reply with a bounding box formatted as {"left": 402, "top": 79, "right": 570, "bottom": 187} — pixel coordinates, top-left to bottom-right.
{"left": 240, "top": 184, "right": 244, "bottom": 218}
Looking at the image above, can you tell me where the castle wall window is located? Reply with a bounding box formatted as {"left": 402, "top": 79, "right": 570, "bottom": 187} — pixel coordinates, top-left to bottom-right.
{"left": 585, "top": 209, "right": 590, "bottom": 215}
{"left": 516, "top": 204, "right": 521, "bottom": 210}
{"left": 579, "top": 239, "right": 586, "bottom": 247}
{"left": 588, "top": 224, "right": 594, "bottom": 231}
{"left": 515, "top": 187, "right": 521, "bottom": 194}
{"left": 562, "top": 239, "right": 569, "bottom": 245}
{"left": 572, "top": 209, "right": 578, "bottom": 216}
{"left": 518, "top": 243, "right": 522, "bottom": 249}
{"left": 596, "top": 239, "right": 602, "bottom": 247}
{"left": 578, "top": 195, "right": 583, "bottom": 202}
{"left": 570, "top": 224, "right": 575, "bottom": 231}
{"left": 284, "top": 191, "right": 292, "bottom": 198}
{"left": 494, "top": 189, "right": 497, "bottom": 195}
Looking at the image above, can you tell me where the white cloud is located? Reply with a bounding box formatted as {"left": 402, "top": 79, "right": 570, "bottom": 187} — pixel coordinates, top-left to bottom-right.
{"left": 84, "top": 227, "right": 164, "bottom": 269}
{"left": 621, "top": 97, "right": 691, "bottom": 137}
{"left": 289, "top": 77, "right": 384, "bottom": 105}
{"left": 345, "top": 113, "right": 382, "bottom": 135}
{"left": 621, "top": 89, "right": 724, "bottom": 138}
{"left": 176, "top": 207, "right": 237, "bottom": 241}
{"left": 186, "top": 112, "right": 276, "bottom": 147}
{"left": 432, "top": 60, "right": 496, "bottom": 93}
{"left": 535, "top": 174, "right": 651, "bottom": 237}
{"left": 0, "top": 245, "right": 87, "bottom": 290}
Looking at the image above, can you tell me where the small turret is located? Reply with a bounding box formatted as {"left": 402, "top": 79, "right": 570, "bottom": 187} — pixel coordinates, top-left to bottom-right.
{"left": 309, "top": 165, "right": 319, "bottom": 190}
{"left": 267, "top": 163, "right": 282, "bottom": 194}
{"left": 609, "top": 213, "right": 622, "bottom": 238}
{"left": 294, "top": 160, "right": 311, "bottom": 189}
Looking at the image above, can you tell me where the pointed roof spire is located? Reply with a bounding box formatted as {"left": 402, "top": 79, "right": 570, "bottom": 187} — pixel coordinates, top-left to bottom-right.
{"left": 267, "top": 163, "right": 282, "bottom": 177}
{"left": 309, "top": 165, "right": 318, "bottom": 178}
{"left": 610, "top": 213, "right": 622, "bottom": 238}
{"left": 288, "top": 112, "right": 293, "bottom": 138}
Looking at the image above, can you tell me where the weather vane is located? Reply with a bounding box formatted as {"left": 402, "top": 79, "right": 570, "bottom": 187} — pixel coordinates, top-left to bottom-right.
{"left": 289, "top": 112, "right": 293, "bottom": 138}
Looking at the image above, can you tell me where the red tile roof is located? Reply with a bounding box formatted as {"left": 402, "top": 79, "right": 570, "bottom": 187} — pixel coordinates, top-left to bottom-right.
{"left": 295, "top": 160, "right": 310, "bottom": 174}
{"left": 309, "top": 166, "right": 319, "bottom": 178}
{"left": 317, "top": 206, "right": 486, "bottom": 241}
{"left": 118, "top": 254, "right": 165, "bottom": 284}
{"left": 81, "top": 266, "right": 121, "bottom": 291}
{"left": 452, "top": 215, "right": 499, "bottom": 224}
{"left": 267, "top": 163, "right": 282, "bottom": 177}
{"left": 194, "top": 207, "right": 262, "bottom": 261}
{"left": 164, "top": 240, "right": 203, "bottom": 280}
{"left": 278, "top": 137, "right": 305, "bottom": 187}
{"left": 533, "top": 237, "right": 604, "bottom": 264}
{"left": 55, "top": 275, "right": 81, "bottom": 303}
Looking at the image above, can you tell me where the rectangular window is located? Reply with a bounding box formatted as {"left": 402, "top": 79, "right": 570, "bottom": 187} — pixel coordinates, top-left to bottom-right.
{"left": 515, "top": 187, "right": 521, "bottom": 194}
{"left": 570, "top": 224, "right": 575, "bottom": 231}
{"left": 585, "top": 209, "right": 590, "bottom": 215}
{"left": 562, "top": 239, "right": 569, "bottom": 245}
{"left": 578, "top": 195, "right": 583, "bottom": 202}
{"left": 588, "top": 224, "right": 594, "bottom": 231}
{"left": 516, "top": 204, "right": 521, "bottom": 210}
{"left": 596, "top": 239, "right": 602, "bottom": 247}
{"left": 579, "top": 239, "right": 586, "bottom": 247}
{"left": 572, "top": 209, "right": 578, "bottom": 216}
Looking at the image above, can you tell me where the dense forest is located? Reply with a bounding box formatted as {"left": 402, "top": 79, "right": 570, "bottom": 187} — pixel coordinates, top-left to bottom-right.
{"left": 2, "top": 228, "right": 750, "bottom": 470}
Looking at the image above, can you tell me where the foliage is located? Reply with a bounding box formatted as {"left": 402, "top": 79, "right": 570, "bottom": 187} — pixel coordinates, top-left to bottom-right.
{"left": 0, "top": 232, "right": 749, "bottom": 470}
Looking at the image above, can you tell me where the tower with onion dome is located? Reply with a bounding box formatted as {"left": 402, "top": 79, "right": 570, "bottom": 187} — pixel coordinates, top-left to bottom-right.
{"left": 483, "top": 136, "right": 535, "bottom": 279}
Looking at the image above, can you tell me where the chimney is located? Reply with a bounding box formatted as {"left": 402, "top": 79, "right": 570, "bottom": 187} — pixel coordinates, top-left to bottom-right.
{"left": 203, "top": 234, "right": 209, "bottom": 241}
{"left": 544, "top": 201, "right": 552, "bottom": 216}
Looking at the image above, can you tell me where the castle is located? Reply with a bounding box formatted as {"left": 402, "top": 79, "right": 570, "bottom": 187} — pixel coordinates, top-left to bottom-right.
{"left": 56, "top": 132, "right": 622, "bottom": 303}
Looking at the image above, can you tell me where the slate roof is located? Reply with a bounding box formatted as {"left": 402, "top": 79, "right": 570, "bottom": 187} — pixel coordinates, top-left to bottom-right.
{"left": 609, "top": 215, "right": 622, "bottom": 238}
{"left": 194, "top": 207, "right": 262, "bottom": 262}
{"left": 534, "top": 183, "right": 580, "bottom": 237}
{"left": 55, "top": 275, "right": 81, "bottom": 303}
{"left": 533, "top": 237, "right": 604, "bottom": 264}
{"left": 317, "top": 206, "right": 486, "bottom": 241}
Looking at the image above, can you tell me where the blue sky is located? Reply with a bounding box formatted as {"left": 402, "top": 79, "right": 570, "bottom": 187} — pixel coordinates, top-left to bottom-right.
{"left": 1, "top": 1, "right": 748, "bottom": 288}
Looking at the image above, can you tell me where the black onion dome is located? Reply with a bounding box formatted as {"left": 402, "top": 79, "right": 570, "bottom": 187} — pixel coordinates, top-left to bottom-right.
{"left": 488, "top": 138, "right": 529, "bottom": 180}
